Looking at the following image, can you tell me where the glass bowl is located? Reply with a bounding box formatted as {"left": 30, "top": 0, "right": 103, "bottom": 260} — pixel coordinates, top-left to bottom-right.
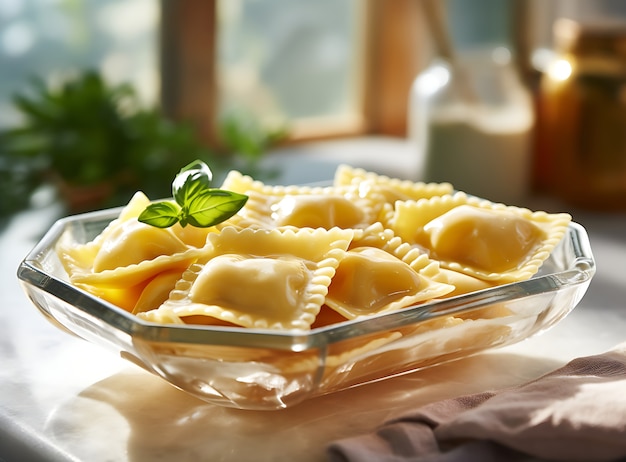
{"left": 17, "top": 206, "right": 595, "bottom": 410}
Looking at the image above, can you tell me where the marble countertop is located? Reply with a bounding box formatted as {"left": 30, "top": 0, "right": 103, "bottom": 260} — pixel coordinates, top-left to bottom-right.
{"left": 1, "top": 141, "right": 625, "bottom": 462}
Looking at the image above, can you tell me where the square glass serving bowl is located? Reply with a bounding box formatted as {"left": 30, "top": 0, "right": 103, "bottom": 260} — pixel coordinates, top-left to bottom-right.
{"left": 17, "top": 207, "right": 595, "bottom": 410}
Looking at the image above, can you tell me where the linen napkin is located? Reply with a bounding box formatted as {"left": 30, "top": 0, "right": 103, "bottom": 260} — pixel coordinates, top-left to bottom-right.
{"left": 327, "top": 342, "right": 626, "bottom": 462}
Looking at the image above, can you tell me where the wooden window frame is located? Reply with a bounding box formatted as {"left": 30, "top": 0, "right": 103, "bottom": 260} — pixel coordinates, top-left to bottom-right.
{"left": 159, "top": 0, "right": 423, "bottom": 147}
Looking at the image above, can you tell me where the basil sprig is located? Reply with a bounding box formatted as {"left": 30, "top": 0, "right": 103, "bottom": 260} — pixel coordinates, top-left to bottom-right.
{"left": 138, "top": 160, "right": 248, "bottom": 228}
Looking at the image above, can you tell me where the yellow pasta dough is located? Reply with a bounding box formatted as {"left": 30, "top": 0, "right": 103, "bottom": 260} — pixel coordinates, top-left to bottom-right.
{"left": 388, "top": 192, "right": 572, "bottom": 282}
{"left": 325, "top": 222, "right": 454, "bottom": 319}
{"left": 435, "top": 268, "right": 497, "bottom": 298}
{"left": 55, "top": 164, "right": 573, "bottom": 333}
{"left": 59, "top": 223, "right": 203, "bottom": 289}
{"left": 220, "top": 169, "right": 383, "bottom": 230}
{"left": 334, "top": 164, "right": 454, "bottom": 205}
{"left": 55, "top": 191, "right": 207, "bottom": 312}
{"left": 92, "top": 218, "right": 188, "bottom": 272}
{"left": 139, "top": 226, "right": 354, "bottom": 330}
{"left": 326, "top": 246, "right": 453, "bottom": 319}
{"left": 132, "top": 269, "right": 186, "bottom": 314}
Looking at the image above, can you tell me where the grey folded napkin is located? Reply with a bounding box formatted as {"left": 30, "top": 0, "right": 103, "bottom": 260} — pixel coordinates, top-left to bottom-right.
{"left": 327, "top": 342, "right": 626, "bottom": 462}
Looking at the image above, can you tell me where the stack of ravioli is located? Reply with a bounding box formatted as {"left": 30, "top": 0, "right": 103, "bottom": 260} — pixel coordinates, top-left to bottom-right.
{"left": 56, "top": 165, "right": 572, "bottom": 331}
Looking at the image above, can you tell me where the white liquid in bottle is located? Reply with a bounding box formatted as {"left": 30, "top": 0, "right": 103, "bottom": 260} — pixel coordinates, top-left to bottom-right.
{"left": 411, "top": 49, "right": 534, "bottom": 206}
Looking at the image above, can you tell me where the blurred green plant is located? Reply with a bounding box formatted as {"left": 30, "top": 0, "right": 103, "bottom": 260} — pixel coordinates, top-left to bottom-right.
{"left": 0, "top": 70, "right": 286, "bottom": 216}
{"left": 218, "top": 109, "right": 288, "bottom": 178}
{"left": 0, "top": 151, "right": 42, "bottom": 217}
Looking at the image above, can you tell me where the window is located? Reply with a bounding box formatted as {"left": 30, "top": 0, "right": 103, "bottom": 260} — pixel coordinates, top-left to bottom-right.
{"left": 161, "top": 0, "right": 423, "bottom": 144}
{"left": 1, "top": 0, "right": 423, "bottom": 142}
{"left": 217, "top": 0, "right": 365, "bottom": 139}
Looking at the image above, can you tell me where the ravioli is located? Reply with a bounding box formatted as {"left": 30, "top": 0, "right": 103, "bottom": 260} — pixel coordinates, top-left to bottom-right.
{"left": 424, "top": 205, "right": 544, "bottom": 273}
{"left": 66, "top": 216, "right": 194, "bottom": 311}
{"left": 220, "top": 170, "right": 382, "bottom": 230}
{"left": 388, "top": 192, "right": 572, "bottom": 282}
{"left": 170, "top": 221, "right": 221, "bottom": 248}
{"left": 271, "top": 194, "right": 365, "bottom": 229}
{"left": 325, "top": 222, "right": 454, "bottom": 319}
{"left": 55, "top": 165, "right": 573, "bottom": 333}
{"left": 326, "top": 247, "right": 450, "bottom": 319}
{"left": 435, "top": 268, "right": 496, "bottom": 298}
{"left": 139, "top": 226, "right": 354, "bottom": 330}
{"left": 57, "top": 191, "right": 152, "bottom": 275}
{"left": 333, "top": 164, "right": 453, "bottom": 205}
{"left": 56, "top": 191, "right": 205, "bottom": 300}
{"left": 132, "top": 269, "right": 186, "bottom": 314}
{"left": 92, "top": 218, "right": 188, "bottom": 272}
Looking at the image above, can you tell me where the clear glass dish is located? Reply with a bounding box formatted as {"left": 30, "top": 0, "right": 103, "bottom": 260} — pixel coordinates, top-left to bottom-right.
{"left": 17, "top": 206, "right": 595, "bottom": 410}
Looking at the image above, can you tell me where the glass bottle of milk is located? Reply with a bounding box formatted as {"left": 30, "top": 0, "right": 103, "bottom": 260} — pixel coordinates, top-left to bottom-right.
{"left": 409, "top": 47, "right": 534, "bottom": 206}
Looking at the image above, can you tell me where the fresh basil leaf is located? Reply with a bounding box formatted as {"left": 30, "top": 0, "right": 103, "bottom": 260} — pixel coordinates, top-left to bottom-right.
{"left": 139, "top": 160, "right": 247, "bottom": 229}
{"left": 184, "top": 189, "right": 248, "bottom": 228}
{"left": 138, "top": 201, "right": 181, "bottom": 228}
{"left": 172, "top": 159, "right": 213, "bottom": 206}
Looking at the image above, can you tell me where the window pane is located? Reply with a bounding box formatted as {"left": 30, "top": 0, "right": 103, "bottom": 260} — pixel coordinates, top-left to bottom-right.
{"left": 0, "top": 0, "right": 159, "bottom": 127}
{"left": 217, "top": 0, "right": 364, "bottom": 132}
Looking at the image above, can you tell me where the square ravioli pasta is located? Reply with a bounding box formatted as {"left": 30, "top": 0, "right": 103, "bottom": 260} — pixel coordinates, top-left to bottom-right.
{"left": 54, "top": 163, "right": 574, "bottom": 333}
{"left": 220, "top": 170, "right": 385, "bottom": 230}
{"left": 140, "top": 223, "right": 454, "bottom": 330}
{"left": 138, "top": 226, "right": 355, "bottom": 330}
{"left": 55, "top": 191, "right": 216, "bottom": 312}
{"left": 386, "top": 192, "right": 572, "bottom": 283}
{"left": 324, "top": 222, "right": 454, "bottom": 320}
{"left": 333, "top": 164, "right": 454, "bottom": 206}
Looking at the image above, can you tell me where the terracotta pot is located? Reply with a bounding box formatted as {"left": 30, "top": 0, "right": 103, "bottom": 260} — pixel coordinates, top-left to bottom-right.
{"left": 55, "top": 178, "right": 114, "bottom": 214}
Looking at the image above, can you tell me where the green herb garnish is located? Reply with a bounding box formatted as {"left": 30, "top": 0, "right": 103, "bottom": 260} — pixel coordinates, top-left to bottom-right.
{"left": 138, "top": 160, "right": 248, "bottom": 228}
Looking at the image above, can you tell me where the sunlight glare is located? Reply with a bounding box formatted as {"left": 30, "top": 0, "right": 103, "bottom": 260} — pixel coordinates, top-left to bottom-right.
{"left": 547, "top": 59, "right": 573, "bottom": 82}
{"left": 1, "top": 21, "right": 36, "bottom": 56}
{"left": 416, "top": 64, "right": 450, "bottom": 96}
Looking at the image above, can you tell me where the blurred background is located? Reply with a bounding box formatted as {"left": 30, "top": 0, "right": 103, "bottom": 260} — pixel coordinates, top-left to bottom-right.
{"left": 1, "top": 0, "right": 626, "bottom": 216}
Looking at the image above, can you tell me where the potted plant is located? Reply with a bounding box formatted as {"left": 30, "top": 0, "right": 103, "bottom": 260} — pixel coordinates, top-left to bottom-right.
{"left": 0, "top": 70, "right": 285, "bottom": 215}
